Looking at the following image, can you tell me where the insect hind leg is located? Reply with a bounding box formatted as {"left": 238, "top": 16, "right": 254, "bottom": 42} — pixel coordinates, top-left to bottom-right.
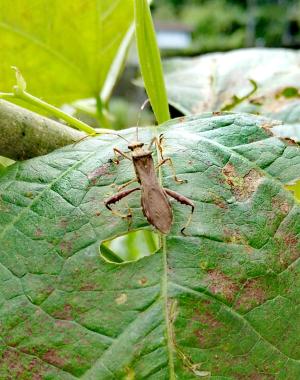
{"left": 164, "top": 188, "right": 195, "bottom": 235}
{"left": 104, "top": 187, "right": 140, "bottom": 219}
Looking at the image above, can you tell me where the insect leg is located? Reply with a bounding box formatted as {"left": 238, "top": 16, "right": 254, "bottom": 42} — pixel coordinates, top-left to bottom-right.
{"left": 156, "top": 157, "right": 187, "bottom": 184}
{"left": 117, "top": 177, "right": 138, "bottom": 191}
{"left": 104, "top": 187, "right": 140, "bottom": 218}
{"left": 113, "top": 148, "right": 132, "bottom": 164}
{"left": 148, "top": 134, "right": 164, "bottom": 159}
{"left": 72, "top": 134, "right": 95, "bottom": 146}
{"left": 164, "top": 188, "right": 195, "bottom": 235}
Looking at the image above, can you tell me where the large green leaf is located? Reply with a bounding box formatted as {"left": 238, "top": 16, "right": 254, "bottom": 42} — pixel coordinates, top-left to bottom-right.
{"left": 0, "top": 0, "right": 134, "bottom": 104}
{"left": 0, "top": 113, "right": 300, "bottom": 379}
{"left": 163, "top": 48, "right": 300, "bottom": 141}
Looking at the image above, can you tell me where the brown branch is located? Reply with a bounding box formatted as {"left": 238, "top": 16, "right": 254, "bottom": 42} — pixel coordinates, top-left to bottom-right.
{"left": 0, "top": 100, "right": 86, "bottom": 160}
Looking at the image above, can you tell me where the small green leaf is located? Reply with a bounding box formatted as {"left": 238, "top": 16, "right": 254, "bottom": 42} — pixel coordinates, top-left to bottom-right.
{"left": 134, "top": 0, "right": 170, "bottom": 124}
{"left": 11, "top": 66, "right": 26, "bottom": 93}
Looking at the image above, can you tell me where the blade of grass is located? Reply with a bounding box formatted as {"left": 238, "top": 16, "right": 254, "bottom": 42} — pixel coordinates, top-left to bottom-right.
{"left": 134, "top": 0, "right": 170, "bottom": 124}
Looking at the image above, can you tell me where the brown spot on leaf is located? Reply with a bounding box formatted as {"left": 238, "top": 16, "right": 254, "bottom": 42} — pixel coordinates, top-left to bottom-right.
{"left": 34, "top": 228, "right": 43, "bottom": 237}
{"left": 52, "top": 304, "right": 73, "bottom": 320}
{"left": 271, "top": 197, "right": 291, "bottom": 215}
{"left": 261, "top": 122, "right": 275, "bottom": 136}
{"left": 284, "top": 233, "right": 298, "bottom": 247}
{"left": 32, "top": 374, "right": 43, "bottom": 380}
{"left": 138, "top": 277, "right": 148, "bottom": 286}
{"left": 88, "top": 163, "right": 110, "bottom": 180}
{"left": 222, "top": 164, "right": 262, "bottom": 201}
{"left": 236, "top": 373, "right": 275, "bottom": 380}
{"left": 2, "top": 350, "right": 44, "bottom": 378}
{"left": 213, "top": 196, "right": 228, "bottom": 209}
{"left": 193, "top": 308, "right": 224, "bottom": 346}
{"left": 60, "top": 240, "right": 73, "bottom": 255}
{"left": 206, "top": 270, "right": 239, "bottom": 302}
{"left": 115, "top": 293, "right": 127, "bottom": 305}
{"left": 223, "top": 227, "right": 250, "bottom": 247}
{"left": 276, "top": 233, "right": 299, "bottom": 268}
{"left": 235, "top": 279, "right": 267, "bottom": 311}
{"left": 281, "top": 137, "right": 298, "bottom": 146}
{"left": 59, "top": 218, "right": 68, "bottom": 229}
{"left": 80, "top": 283, "right": 96, "bottom": 291}
{"left": 42, "top": 349, "right": 66, "bottom": 367}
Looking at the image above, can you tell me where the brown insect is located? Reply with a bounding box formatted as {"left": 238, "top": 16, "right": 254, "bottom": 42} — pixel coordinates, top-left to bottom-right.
{"left": 104, "top": 129, "right": 195, "bottom": 235}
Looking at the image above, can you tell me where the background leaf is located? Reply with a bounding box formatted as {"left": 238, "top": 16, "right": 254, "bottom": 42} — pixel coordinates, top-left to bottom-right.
{"left": 0, "top": 0, "right": 134, "bottom": 105}
{"left": 163, "top": 48, "right": 300, "bottom": 141}
{"left": 0, "top": 113, "right": 299, "bottom": 378}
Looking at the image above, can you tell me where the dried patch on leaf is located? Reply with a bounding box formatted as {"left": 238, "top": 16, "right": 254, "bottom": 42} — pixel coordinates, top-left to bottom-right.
{"left": 271, "top": 195, "right": 292, "bottom": 215}
{"left": 280, "top": 137, "right": 299, "bottom": 146}
{"left": 235, "top": 372, "right": 275, "bottom": 380}
{"left": 115, "top": 293, "right": 127, "bottom": 305}
{"left": 277, "top": 233, "right": 300, "bottom": 268}
{"left": 138, "top": 277, "right": 148, "bottom": 286}
{"left": 87, "top": 163, "right": 111, "bottom": 180}
{"left": 222, "top": 164, "right": 262, "bottom": 201}
{"left": 223, "top": 227, "right": 251, "bottom": 249}
{"left": 34, "top": 228, "right": 43, "bottom": 238}
{"left": 261, "top": 122, "right": 276, "bottom": 136}
{"left": 59, "top": 240, "right": 73, "bottom": 256}
{"left": 206, "top": 269, "right": 239, "bottom": 302}
{"left": 52, "top": 304, "right": 73, "bottom": 320}
{"left": 2, "top": 349, "right": 44, "bottom": 378}
{"left": 59, "top": 218, "right": 68, "bottom": 229}
{"left": 80, "top": 283, "right": 97, "bottom": 291}
{"left": 192, "top": 308, "right": 224, "bottom": 347}
{"left": 235, "top": 278, "right": 268, "bottom": 312}
{"left": 213, "top": 195, "right": 228, "bottom": 209}
{"left": 42, "top": 349, "right": 66, "bottom": 367}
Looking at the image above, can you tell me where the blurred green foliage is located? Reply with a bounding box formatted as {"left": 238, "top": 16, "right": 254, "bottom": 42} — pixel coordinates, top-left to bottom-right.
{"left": 101, "top": 230, "right": 159, "bottom": 262}
{"left": 153, "top": 0, "right": 300, "bottom": 54}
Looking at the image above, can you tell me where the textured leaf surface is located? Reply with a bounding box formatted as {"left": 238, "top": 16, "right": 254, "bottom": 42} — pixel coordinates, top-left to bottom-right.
{"left": 0, "top": 0, "right": 133, "bottom": 104}
{"left": 164, "top": 48, "right": 300, "bottom": 141}
{"left": 0, "top": 113, "right": 300, "bottom": 379}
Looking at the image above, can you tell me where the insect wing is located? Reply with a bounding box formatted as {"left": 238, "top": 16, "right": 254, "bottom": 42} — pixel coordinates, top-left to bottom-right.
{"left": 141, "top": 186, "right": 172, "bottom": 234}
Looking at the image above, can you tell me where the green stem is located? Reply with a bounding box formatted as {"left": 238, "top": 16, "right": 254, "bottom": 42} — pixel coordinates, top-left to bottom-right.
{"left": 16, "top": 90, "right": 97, "bottom": 135}
{"left": 96, "top": 94, "right": 110, "bottom": 129}
{"left": 0, "top": 93, "right": 15, "bottom": 99}
{"left": 0, "top": 89, "right": 96, "bottom": 135}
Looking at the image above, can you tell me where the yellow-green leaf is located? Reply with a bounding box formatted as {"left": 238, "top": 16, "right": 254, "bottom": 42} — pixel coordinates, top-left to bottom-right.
{"left": 0, "top": 0, "right": 134, "bottom": 105}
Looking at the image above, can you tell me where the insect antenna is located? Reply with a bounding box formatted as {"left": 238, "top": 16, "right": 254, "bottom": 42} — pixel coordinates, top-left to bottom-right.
{"left": 114, "top": 134, "right": 130, "bottom": 143}
{"left": 136, "top": 98, "right": 150, "bottom": 141}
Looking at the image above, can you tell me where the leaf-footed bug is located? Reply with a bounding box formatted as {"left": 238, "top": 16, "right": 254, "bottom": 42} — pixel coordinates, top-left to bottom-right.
{"left": 104, "top": 106, "right": 195, "bottom": 235}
